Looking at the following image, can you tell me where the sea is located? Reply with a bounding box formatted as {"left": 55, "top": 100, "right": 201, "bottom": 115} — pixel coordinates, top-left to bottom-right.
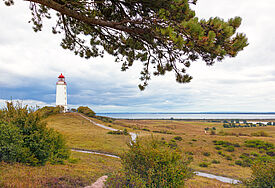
{"left": 97, "top": 113, "right": 275, "bottom": 120}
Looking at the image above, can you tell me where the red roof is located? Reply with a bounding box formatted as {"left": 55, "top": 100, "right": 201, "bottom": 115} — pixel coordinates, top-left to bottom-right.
{"left": 58, "top": 73, "right": 65, "bottom": 78}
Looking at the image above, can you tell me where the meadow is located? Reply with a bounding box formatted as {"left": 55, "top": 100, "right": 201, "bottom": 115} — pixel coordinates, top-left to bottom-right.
{"left": 1, "top": 113, "right": 274, "bottom": 187}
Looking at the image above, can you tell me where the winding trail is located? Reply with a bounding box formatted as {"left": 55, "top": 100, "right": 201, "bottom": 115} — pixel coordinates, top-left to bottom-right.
{"left": 75, "top": 113, "right": 241, "bottom": 185}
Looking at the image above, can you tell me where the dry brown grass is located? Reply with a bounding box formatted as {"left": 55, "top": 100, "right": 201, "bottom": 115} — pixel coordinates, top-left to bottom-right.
{"left": 185, "top": 176, "right": 243, "bottom": 188}
{"left": 0, "top": 151, "right": 121, "bottom": 188}
{"left": 116, "top": 119, "right": 275, "bottom": 180}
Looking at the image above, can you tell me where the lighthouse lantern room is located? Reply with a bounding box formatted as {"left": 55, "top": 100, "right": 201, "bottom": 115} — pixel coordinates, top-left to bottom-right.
{"left": 56, "top": 73, "right": 67, "bottom": 112}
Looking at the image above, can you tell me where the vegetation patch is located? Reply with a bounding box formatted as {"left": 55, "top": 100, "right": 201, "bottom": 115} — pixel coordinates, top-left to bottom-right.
{"left": 174, "top": 136, "right": 183, "bottom": 141}
{"left": 199, "top": 162, "right": 209, "bottom": 167}
{"left": 107, "top": 129, "right": 129, "bottom": 135}
{"left": 106, "top": 137, "right": 193, "bottom": 187}
{"left": 203, "top": 152, "right": 210, "bottom": 157}
{"left": 0, "top": 102, "right": 69, "bottom": 166}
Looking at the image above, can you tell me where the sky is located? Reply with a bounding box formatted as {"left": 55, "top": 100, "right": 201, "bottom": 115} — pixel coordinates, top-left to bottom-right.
{"left": 1, "top": 0, "right": 275, "bottom": 113}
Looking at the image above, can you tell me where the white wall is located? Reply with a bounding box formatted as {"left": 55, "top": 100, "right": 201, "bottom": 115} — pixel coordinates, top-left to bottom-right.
{"left": 56, "top": 82, "right": 67, "bottom": 111}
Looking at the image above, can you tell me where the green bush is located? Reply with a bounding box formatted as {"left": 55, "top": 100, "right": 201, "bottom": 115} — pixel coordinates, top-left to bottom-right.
{"left": 0, "top": 102, "right": 69, "bottom": 166}
{"left": 225, "top": 146, "right": 235, "bottom": 152}
{"left": 203, "top": 152, "right": 210, "bottom": 157}
{"left": 215, "top": 146, "right": 222, "bottom": 150}
{"left": 199, "top": 162, "right": 208, "bottom": 167}
{"left": 174, "top": 136, "right": 183, "bottom": 141}
{"left": 106, "top": 137, "right": 193, "bottom": 187}
{"left": 244, "top": 140, "right": 274, "bottom": 151}
{"left": 211, "top": 159, "right": 220, "bottom": 164}
{"left": 107, "top": 130, "right": 123, "bottom": 135}
{"left": 235, "top": 160, "right": 243, "bottom": 166}
{"left": 35, "top": 106, "right": 63, "bottom": 118}
{"left": 243, "top": 158, "right": 275, "bottom": 187}
{"left": 0, "top": 123, "right": 24, "bottom": 163}
{"left": 108, "top": 129, "right": 129, "bottom": 135}
{"left": 77, "top": 106, "right": 95, "bottom": 117}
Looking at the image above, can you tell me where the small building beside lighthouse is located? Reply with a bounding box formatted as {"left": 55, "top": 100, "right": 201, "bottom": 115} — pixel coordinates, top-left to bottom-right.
{"left": 56, "top": 73, "right": 67, "bottom": 112}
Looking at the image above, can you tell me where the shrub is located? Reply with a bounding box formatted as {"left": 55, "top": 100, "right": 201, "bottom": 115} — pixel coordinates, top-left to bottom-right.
{"left": 235, "top": 160, "right": 243, "bottom": 166}
{"left": 186, "top": 151, "right": 194, "bottom": 155}
{"left": 212, "top": 159, "right": 220, "bottom": 164}
{"left": 243, "top": 158, "right": 275, "bottom": 187}
{"left": 95, "top": 115, "right": 113, "bottom": 123}
{"left": 266, "top": 149, "right": 275, "bottom": 157}
{"left": 0, "top": 102, "right": 69, "bottom": 166}
{"left": 123, "top": 128, "right": 129, "bottom": 135}
{"left": 107, "top": 130, "right": 123, "bottom": 135}
{"left": 174, "top": 136, "right": 183, "bottom": 141}
{"left": 199, "top": 162, "right": 208, "bottom": 167}
{"left": 215, "top": 146, "right": 222, "bottom": 150}
{"left": 35, "top": 106, "right": 63, "bottom": 118}
{"left": 233, "top": 143, "right": 241, "bottom": 147}
{"left": 225, "top": 155, "right": 232, "bottom": 161}
{"left": 168, "top": 139, "right": 178, "bottom": 149}
{"left": 203, "top": 152, "right": 210, "bottom": 157}
{"left": 244, "top": 140, "right": 274, "bottom": 151}
{"left": 191, "top": 139, "right": 197, "bottom": 142}
{"left": 77, "top": 106, "right": 95, "bottom": 117}
{"left": 106, "top": 137, "right": 193, "bottom": 187}
{"left": 0, "top": 123, "right": 24, "bottom": 163}
{"left": 225, "top": 146, "right": 235, "bottom": 152}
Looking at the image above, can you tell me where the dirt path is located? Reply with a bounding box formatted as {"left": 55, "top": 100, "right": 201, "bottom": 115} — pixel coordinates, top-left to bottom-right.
{"left": 84, "top": 175, "right": 108, "bottom": 188}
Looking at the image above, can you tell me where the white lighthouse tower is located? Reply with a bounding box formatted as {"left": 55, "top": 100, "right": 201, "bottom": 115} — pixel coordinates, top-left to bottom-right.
{"left": 56, "top": 73, "right": 67, "bottom": 112}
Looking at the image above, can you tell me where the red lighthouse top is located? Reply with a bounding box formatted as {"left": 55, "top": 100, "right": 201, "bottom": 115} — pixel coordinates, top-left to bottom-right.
{"left": 58, "top": 73, "right": 65, "bottom": 78}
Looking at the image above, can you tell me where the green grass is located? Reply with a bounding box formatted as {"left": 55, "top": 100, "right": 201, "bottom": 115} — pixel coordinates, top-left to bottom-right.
{"left": 45, "top": 113, "right": 130, "bottom": 155}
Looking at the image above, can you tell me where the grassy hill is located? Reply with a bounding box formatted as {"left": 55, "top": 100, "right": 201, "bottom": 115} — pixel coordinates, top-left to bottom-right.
{"left": 45, "top": 113, "right": 130, "bottom": 155}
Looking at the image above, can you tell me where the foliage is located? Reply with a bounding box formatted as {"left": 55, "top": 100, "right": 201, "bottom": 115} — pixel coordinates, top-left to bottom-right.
{"left": 106, "top": 137, "right": 193, "bottom": 187}
{"left": 211, "top": 159, "right": 220, "bottom": 164}
{"left": 244, "top": 140, "right": 274, "bottom": 151}
{"left": 77, "top": 106, "right": 96, "bottom": 117}
{"left": 243, "top": 158, "right": 275, "bottom": 188}
{"left": 0, "top": 102, "right": 69, "bottom": 166}
{"left": 174, "top": 136, "right": 183, "bottom": 141}
{"left": 236, "top": 152, "right": 274, "bottom": 168}
{"left": 199, "top": 162, "right": 208, "bottom": 167}
{"left": 107, "top": 129, "right": 129, "bottom": 135}
{"left": 3, "top": 0, "right": 248, "bottom": 89}
{"left": 223, "top": 122, "right": 272, "bottom": 128}
{"left": 95, "top": 115, "right": 114, "bottom": 123}
{"left": 35, "top": 106, "right": 63, "bottom": 118}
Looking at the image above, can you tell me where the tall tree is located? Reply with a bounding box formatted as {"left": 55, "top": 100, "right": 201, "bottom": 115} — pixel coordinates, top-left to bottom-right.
{"left": 3, "top": 0, "right": 248, "bottom": 89}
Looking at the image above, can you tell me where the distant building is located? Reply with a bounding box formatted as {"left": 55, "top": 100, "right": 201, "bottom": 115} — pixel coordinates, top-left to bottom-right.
{"left": 56, "top": 73, "right": 67, "bottom": 112}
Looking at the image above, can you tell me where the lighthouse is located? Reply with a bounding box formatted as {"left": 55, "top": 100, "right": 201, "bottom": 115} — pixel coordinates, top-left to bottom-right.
{"left": 56, "top": 73, "right": 67, "bottom": 112}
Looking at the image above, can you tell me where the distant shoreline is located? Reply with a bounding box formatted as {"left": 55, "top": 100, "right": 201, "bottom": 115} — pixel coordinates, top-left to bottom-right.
{"left": 97, "top": 112, "right": 275, "bottom": 120}
{"left": 108, "top": 118, "right": 275, "bottom": 121}
{"left": 98, "top": 112, "right": 275, "bottom": 114}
